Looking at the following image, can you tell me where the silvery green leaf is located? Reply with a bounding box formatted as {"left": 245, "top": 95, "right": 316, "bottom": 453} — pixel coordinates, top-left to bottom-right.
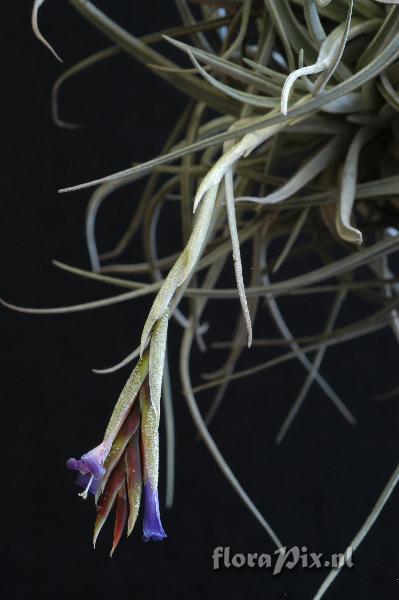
{"left": 225, "top": 169, "right": 252, "bottom": 347}
{"left": 187, "top": 51, "right": 277, "bottom": 109}
{"left": 237, "top": 135, "right": 347, "bottom": 205}
{"left": 281, "top": 6, "right": 374, "bottom": 114}
{"left": 312, "top": 0, "right": 354, "bottom": 95}
{"left": 103, "top": 352, "right": 149, "bottom": 442}
{"left": 314, "top": 464, "right": 399, "bottom": 599}
{"left": 336, "top": 127, "right": 375, "bottom": 244}
{"left": 194, "top": 113, "right": 289, "bottom": 211}
{"left": 59, "top": 29, "right": 399, "bottom": 193}
{"left": 32, "top": 0, "right": 63, "bottom": 62}
{"left": 358, "top": 3, "right": 399, "bottom": 70}
{"left": 163, "top": 35, "right": 282, "bottom": 96}
{"left": 149, "top": 310, "right": 169, "bottom": 419}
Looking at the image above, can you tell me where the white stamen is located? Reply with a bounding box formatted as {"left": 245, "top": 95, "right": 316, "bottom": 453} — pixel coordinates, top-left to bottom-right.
{"left": 78, "top": 475, "right": 94, "bottom": 500}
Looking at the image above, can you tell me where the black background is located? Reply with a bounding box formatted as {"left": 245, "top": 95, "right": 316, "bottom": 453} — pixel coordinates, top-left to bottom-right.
{"left": 2, "top": 2, "right": 398, "bottom": 599}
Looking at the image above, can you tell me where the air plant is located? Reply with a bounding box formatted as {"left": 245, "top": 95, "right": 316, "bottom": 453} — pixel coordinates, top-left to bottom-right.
{"left": 4, "top": 0, "right": 399, "bottom": 597}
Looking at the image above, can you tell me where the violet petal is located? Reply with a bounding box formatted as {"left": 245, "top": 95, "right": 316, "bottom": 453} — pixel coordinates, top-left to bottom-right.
{"left": 76, "top": 473, "right": 102, "bottom": 495}
{"left": 143, "top": 482, "right": 167, "bottom": 542}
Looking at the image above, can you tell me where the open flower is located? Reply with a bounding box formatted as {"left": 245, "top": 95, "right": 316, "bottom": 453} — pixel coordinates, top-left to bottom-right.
{"left": 66, "top": 442, "right": 110, "bottom": 498}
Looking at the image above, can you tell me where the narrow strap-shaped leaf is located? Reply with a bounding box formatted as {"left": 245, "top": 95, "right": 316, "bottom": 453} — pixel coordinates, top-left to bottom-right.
{"left": 194, "top": 111, "right": 290, "bottom": 210}
{"left": 32, "top": 0, "right": 63, "bottom": 62}
{"left": 314, "top": 463, "right": 399, "bottom": 599}
{"left": 261, "top": 247, "right": 355, "bottom": 426}
{"left": 272, "top": 208, "right": 310, "bottom": 273}
{"left": 357, "top": 4, "right": 399, "bottom": 70}
{"left": 312, "top": 0, "right": 354, "bottom": 94}
{"left": 68, "top": 0, "right": 238, "bottom": 115}
{"left": 276, "top": 290, "right": 349, "bottom": 443}
{"left": 225, "top": 169, "right": 252, "bottom": 346}
{"left": 238, "top": 136, "right": 347, "bottom": 205}
{"left": 186, "top": 51, "right": 277, "bottom": 108}
{"left": 336, "top": 127, "right": 375, "bottom": 244}
{"left": 0, "top": 283, "right": 160, "bottom": 315}
{"left": 304, "top": 0, "right": 327, "bottom": 44}
{"left": 264, "top": 0, "right": 317, "bottom": 70}
{"left": 193, "top": 304, "right": 393, "bottom": 392}
{"left": 59, "top": 31, "right": 399, "bottom": 193}
{"left": 164, "top": 35, "right": 282, "bottom": 95}
{"left": 180, "top": 320, "right": 284, "bottom": 549}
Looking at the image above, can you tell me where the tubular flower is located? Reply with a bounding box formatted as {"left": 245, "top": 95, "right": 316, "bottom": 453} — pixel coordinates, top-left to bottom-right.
{"left": 140, "top": 382, "right": 167, "bottom": 542}
{"left": 66, "top": 347, "right": 167, "bottom": 552}
{"left": 143, "top": 483, "right": 167, "bottom": 542}
{"left": 66, "top": 442, "right": 110, "bottom": 498}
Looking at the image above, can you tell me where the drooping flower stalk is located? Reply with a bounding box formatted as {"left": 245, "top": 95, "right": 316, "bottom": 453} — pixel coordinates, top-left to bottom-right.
{"left": 12, "top": 1, "right": 399, "bottom": 594}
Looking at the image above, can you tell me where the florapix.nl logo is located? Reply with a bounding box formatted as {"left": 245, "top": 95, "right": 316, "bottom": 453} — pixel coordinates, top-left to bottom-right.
{"left": 212, "top": 546, "right": 354, "bottom": 574}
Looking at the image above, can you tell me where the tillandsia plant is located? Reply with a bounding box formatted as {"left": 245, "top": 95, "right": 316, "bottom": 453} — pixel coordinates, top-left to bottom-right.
{"left": 4, "top": 0, "right": 399, "bottom": 596}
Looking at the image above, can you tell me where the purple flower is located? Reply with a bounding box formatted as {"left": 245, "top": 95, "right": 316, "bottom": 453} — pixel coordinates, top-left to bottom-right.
{"left": 75, "top": 472, "right": 102, "bottom": 496}
{"left": 143, "top": 482, "right": 167, "bottom": 542}
{"left": 66, "top": 368, "right": 167, "bottom": 550}
{"left": 66, "top": 441, "right": 110, "bottom": 498}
